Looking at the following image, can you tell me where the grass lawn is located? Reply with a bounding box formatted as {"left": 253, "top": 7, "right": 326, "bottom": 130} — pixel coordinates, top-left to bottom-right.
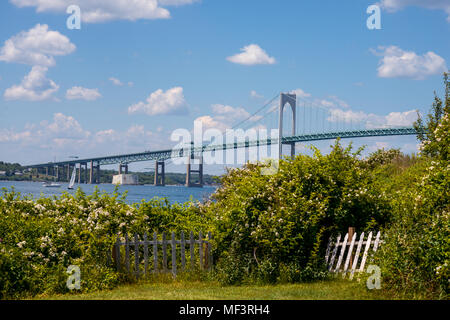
{"left": 34, "top": 279, "right": 396, "bottom": 300}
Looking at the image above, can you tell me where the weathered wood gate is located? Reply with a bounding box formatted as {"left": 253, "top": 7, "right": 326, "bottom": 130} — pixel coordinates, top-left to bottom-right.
{"left": 325, "top": 228, "right": 383, "bottom": 279}
{"left": 113, "top": 231, "right": 213, "bottom": 278}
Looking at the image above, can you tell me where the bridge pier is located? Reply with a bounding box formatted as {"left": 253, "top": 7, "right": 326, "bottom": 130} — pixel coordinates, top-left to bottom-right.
{"left": 279, "top": 93, "right": 297, "bottom": 159}
{"left": 186, "top": 155, "right": 203, "bottom": 188}
{"left": 83, "top": 163, "right": 87, "bottom": 184}
{"left": 66, "top": 164, "right": 71, "bottom": 182}
{"left": 89, "top": 161, "right": 100, "bottom": 184}
{"left": 118, "top": 163, "right": 128, "bottom": 175}
{"left": 55, "top": 165, "right": 59, "bottom": 181}
{"left": 77, "top": 163, "right": 81, "bottom": 184}
{"left": 89, "top": 161, "right": 93, "bottom": 184}
{"left": 154, "top": 161, "right": 165, "bottom": 186}
{"left": 96, "top": 164, "right": 100, "bottom": 184}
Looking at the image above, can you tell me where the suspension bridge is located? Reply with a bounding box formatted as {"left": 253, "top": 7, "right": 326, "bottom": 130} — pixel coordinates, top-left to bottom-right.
{"left": 26, "top": 93, "right": 419, "bottom": 187}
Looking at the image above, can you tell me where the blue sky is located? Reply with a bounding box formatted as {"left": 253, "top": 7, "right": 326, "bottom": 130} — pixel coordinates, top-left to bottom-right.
{"left": 0, "top": 0, "right": 449, "bottom": 174}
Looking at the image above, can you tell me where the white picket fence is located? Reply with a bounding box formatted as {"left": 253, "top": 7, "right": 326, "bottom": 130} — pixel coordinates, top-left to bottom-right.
{"left": 325, "top": 230, "right": 383, "bottom": 279}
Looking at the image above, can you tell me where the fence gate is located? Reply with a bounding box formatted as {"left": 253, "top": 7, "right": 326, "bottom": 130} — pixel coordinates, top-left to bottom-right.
{"left": 325, "top": 228, "right": 382, "bottom": 279}
{"left": 112, "top": 231, "right": 212, "bottom": 278}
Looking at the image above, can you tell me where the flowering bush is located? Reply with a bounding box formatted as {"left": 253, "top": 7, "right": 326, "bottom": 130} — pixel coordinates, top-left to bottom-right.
{"left": 374, "top": 97, "right": 449, "bottom": 299}
{"left": 204, "top": 140, "right": 392, "bottom": 284}
{"left": 0, "top": 187, "right": 211, "bottom": 299}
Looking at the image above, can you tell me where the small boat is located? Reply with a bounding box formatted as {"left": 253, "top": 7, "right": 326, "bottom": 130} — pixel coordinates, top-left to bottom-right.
{"left": 68, "top": 166, "right": 77, "bottom": 190}
{"left": 43, "top": 182, "right": 61, "bottom": 188}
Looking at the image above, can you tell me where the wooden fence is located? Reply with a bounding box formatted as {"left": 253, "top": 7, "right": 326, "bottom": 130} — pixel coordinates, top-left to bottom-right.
{"left": 325, "top": 228, "right": 383, "bottom": 279}
{"left": 112, "top": 231, "right": 212, "bottom": 278}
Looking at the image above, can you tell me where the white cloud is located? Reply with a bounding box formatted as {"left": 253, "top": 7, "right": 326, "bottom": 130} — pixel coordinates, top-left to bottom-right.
{"left": 109, "top": 77, "right": 134, "bottom": 87}
{"left": 159, "top": 0, "right": 199, "bottom": 5}
{"left": 0, "top": 113, "right": 171, "bottom": 162}
{"left": 195, "top": 115, "right": 229, "bottom": 132}
{"left": 290, "top": 88, "right": 311, "bottom": 99}
{"left": 328, "top": 96, "right": 350, "bottom": 109}
{"left": 195, "top": 104, "right": 261, "bottom": 132}
{"left": 109, "top": 77, "right": 124, "bottom": 86}
{"left": 286, "top": 89, "right": 350, "bottom": 110}
{"left": 327, "top": 108, "right": 418, "bottom": 129}
{"left": 0, "top": 129, "right": 33, "bottom": 143}
{"left": 327, "top": 108, "right": 372, "bottom": 124}
{"left": 379, "top": 0, "right": 450, "bottom": 22}
{"left": 128, "top": 86, "right": 188, "bottom": 115}
{"left": 4, "top": 66, "right": 59, "bottom": 101}
{"left": 372, "top": 46, "right": 447, "bottom": 79}
{"left": 227, "top": 44, "right": 276, "bottom": 66}
{"left": 94, "top": 129, "right": 118, "bottom": 144}
{"left": 10, "top": 0, "right": 198, "bottom": 23}
{"left": 250, "top": 90, "right": 264, "bottom": 99}
{"left": 66, "top": 86, "right": 101, "bottom": 101}
{"left": 45, "top": 113, "right": 91, "bottom": 139}
{"left": 0, "top": 24, "right": 75, "bottom": 67}
{"left": 385, "top": 110, "right": 418, "bottom": 126}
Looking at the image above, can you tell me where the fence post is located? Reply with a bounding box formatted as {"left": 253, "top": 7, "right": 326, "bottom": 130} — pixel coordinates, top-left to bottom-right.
{"left": 162, "top": 232, "right": 168, "bottom": 272}
{"left": 359, "top": 231, "right": 373, "bottom": 273}
{"left": 181, "top": 231, "right": 186, "bottom": 271}
{"left": 347, "top": 227, "right": 355, "bottom": 269}
{"left": 199, "top": 231, "right": 203, "bottom": 270}
{"left": 134, "top": 233, "right": 139, "bottom": 279}
{"left": 207, "top": 232, "right": 213, "bottom": 270}
{"left": 334, "top": 233, "right": 349, "bottom": 272}
{"left": 125, "top": 233, "right": 130, "bottom": 273}
{"left": 372, "top": 231, "right": 381, "bottom": 252}
{"left": 172, "top": 232, "right": 177, "bottom": 277}
{"left": 190, "top": 231, "right": 195, "bottom": 269}
{"left": 153, "top": 232, "right": 158, "bottom": 274}
{"left": 349, "top": 232, "right": 365, "bottom": 280}
{"left": 325, "top": 236, "right": 332, "bottom": 264}
{"left": 328, "top": 234, "right": 341, "bottom": 271}
{"left": 343, "top": 230, "right": 357, "bottom": 277}
{"left": 144, "top": 232, "right": 148, "bottom": 276}
{"left": 114, "top": 235, "right": 121, "bottom": 271}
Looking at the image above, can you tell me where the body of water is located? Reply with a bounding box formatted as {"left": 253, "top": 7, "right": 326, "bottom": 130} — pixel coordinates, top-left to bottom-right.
{"left": 0, "top": 181, "right": 217, "bottom": 204}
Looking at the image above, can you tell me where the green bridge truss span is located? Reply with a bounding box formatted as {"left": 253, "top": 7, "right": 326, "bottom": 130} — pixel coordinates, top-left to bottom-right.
{"left": 27, "top": 127, "right": 418, "bottom": 168}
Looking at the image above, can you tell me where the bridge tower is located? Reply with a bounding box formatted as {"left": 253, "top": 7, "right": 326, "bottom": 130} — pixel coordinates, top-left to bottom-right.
{"left": 186, "top": 155, "right": 203, "bottom": 188}
{"left": 89, "top": 161, "right": 100, "bottom": 184}
{"left": 154, "top": 161, "right": 165, "bottom": 186}
{"left": 278, "top": 93, "right": 297, "bottom": 159}
{"left": 118, "top": 163, "right": 129, "bottom": 174}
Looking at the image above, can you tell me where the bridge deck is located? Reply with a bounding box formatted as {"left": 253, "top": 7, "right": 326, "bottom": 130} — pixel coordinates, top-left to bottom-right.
{"left": 26, "top": 127, "right": 418, "bottom": 168}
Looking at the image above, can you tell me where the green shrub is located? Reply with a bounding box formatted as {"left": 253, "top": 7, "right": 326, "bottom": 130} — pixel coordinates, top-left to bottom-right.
{"left": 204, "top": 139, "right": 392, "bottom": 285}
{"left": 374, "top": 82, "right": 449, "bottom": 299}
{"left": 0, "top": 186, "right": 212, "bottom": 299}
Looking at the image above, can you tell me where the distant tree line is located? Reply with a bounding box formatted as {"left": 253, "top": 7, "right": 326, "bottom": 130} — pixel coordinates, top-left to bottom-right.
{"left": 0, "top": 162, "right": 220, "bottom": 185}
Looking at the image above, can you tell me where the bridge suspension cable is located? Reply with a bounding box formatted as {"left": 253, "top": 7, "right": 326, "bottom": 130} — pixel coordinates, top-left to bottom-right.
{"left": 231, "top": 93, "right": 280, "bottom": 130}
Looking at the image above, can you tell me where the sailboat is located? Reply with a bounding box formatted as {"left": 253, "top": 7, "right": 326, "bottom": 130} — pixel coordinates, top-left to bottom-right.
{"left": 68, "top": 166, "right": 77, "bottom": 190}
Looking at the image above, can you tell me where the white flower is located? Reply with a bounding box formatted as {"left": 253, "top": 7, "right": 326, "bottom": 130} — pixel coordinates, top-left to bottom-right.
{"left": 17, "top": 241, "right": 26, "bottom": 248}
